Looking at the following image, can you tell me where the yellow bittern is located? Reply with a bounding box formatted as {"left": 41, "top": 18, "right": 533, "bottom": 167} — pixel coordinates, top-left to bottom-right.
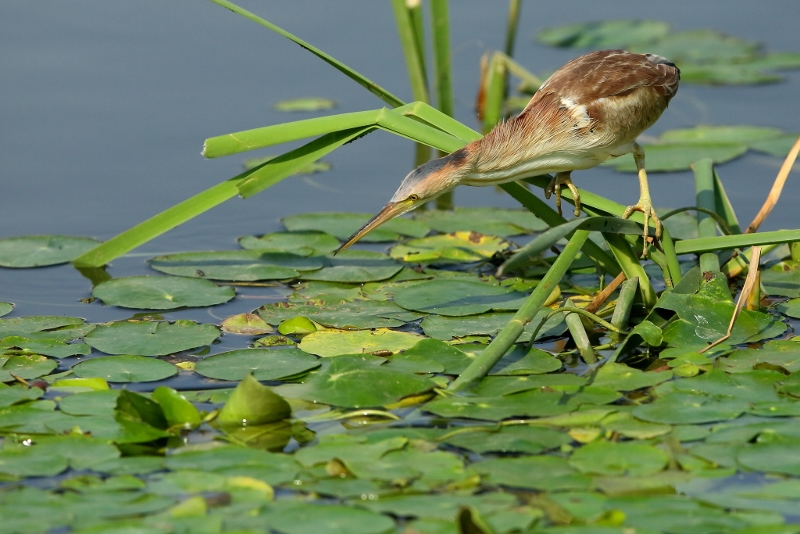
{"left": 337, "top": 50, "right": 680, "bottom": 255}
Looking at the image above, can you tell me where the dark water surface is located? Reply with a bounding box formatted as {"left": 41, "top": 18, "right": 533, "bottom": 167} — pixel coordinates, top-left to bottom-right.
{"left": 1, "top": 1, "right": 799, "bottom": 317}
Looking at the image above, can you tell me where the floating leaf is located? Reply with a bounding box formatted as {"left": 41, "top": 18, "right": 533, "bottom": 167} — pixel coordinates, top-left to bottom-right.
{"left": 0, "top": 385, "right": 44, "bottom": 408}
{"left": 470, "top": 456, "right": 591, "bottom": 491}
{"left": 537, "top": 20, "right": 670, "bottom": 49}
{"left": 490, "top": 346, "right": 563, "bottom": 375}
{"left": 0, "top": 235, "right": 101, "bottom": 268}
{"left": 283, "top": 356, "right": 434, "bottom": 408}
{"left": 393, "top": 279, "right": 528, "bottom": 316}
{"left": 0, "top": 336, "right": 90, "bottom": 359}
{"left": 238, "top": 230, "right": 340, "bottom": 255}
{"left": 633, "top": 391, "right": 747, "bottom": 424}
{"left": 273, "top": 97, "right": 336, "bottom": 112}
{"left": 637, "top": 30, "right": 758, "bottom": 64}
{"left": 751, "top": 132, "right": 800, "bottom": 157}
{"left": 659, "top": 125, "right": 783, "bottom": 145}
{"left": 93, "top": 276, "right": 235, "bottom": 310}
{"left": 0, "top": 316, "right": 90, "bottom": 340}
{"left": 266, "top": 502, "right": 396, "bottom": 534}
{"left": 298, "top": 250, "right": 403, "bottom": 283}
{"left": 282, "top": 212, "right": 429, "bottom": 242}
{"left": 0, "top": 354, "right": 57, "bottom": 382}
{"left": 592, "top": 362, "right": 673, "bottom": 391}
{"left": 421, "top": 309, "right": 567, "bottom": 342}
{"left": 762, "top": 263, "right": 800, "bottom": 298}
{"left": 569, "top": 441, "right": 669, "bottom": 476}
{"left": 72, "top": 355, "right": 177, "bottom": 383}
{"left": 444, "top": 425, "right": 570, "bottom": 455}
{"left": 297, "top": 328, "right": 422, "bottom": 357}
{"left": 720, "top": 340, "right": 800, "bottom": 374}
{"left": 413, "top": 207, "right": 548, "bottom": 236}
{"left": 259, "top": 298, "right": 410, "bottom": 330}
{"left": 390, "top": 232, "right": 509, "bottom": 264}
{"left": 0, "top": 303, "right": 12, "bottom": 318}
{"left": 221, "top": 313, "right": 273, "bottom": 335}
{"left": 195, "top": 348, "right": 320, "bottom": 381}
{"left": 737, "top": 440, "right": 800, "bottom": 476}
{"left": 603, "top": 142, "right": 747, "bottom": 172}
{"left": 85, "top": 320, "right": 219, "bottom": 356}
{"left": 148, "top": 250, "right": 323, "bottom": 281}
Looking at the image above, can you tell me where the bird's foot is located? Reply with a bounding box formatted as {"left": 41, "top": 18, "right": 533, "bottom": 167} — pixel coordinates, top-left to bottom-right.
{"left": 622, "top": 198, "right": 662, "bottom": 257}
{"left": 545, "top": 172, "right": 581, "bottom": 217}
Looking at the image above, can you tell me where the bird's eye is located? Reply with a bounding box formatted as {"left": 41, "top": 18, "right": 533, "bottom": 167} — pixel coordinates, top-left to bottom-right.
{"left": 408, "top": 194, "right": 420, "bottom": 202}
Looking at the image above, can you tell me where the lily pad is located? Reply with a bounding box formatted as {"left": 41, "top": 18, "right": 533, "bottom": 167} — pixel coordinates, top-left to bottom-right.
{"left": 762, "top": 263, "right": 800, "bottom": 298}
{"left": 85, "top": 320, "right": 219, "bottom": 356}
{"left": 220, "top": 313, "right": 273, "bottom": 335}
{"left": 390, "top": 232, "right": 509, "bottom": 264}
{"left": 148, "top": 250, "right": 323, "bottom": 281}
{"left": 0, "top": 303, "right": 12, "bottom": 317}
{"left": 393, "top": 279, "right": 529, "bottom": 316}
{"left": 0, "top": 354, "right": 57, "bottom": 382}
{"left": 603, "top": 142, "right": 748, "bottom": 172}
{"left": 298, "top": 250, "right": 403, "bottom": 283}
{"left": 282, "top": 212, "right": 429, "bottom": 242}
{"left": 537, "top": 20, "right": 670, "bottom": 49}
{"left": 470, "top": 455, "right": 591, "bottom": 491}
{"left": 413, "top": 207, "right": 548, "bottom": 236}
{"left": 659, "top": 125, "right": 783, "bottom": 145}
{"left": 297, "top": 328, "right": 423, "bottom": 357}
{"left": 569, "top": 441, "right": 669, "bottom": 476}
{"left": 0, "top": 316, "right": 89, "bottom": 340}
{"left": 195, "top": 348, "right": 320, "bottom": 381}
{"left": 72, "top": 355, "right": 177, "bottom": 383}
{"left": 751, "top": 133, "right": 800, "bottom": 157}
{"left": 637, "top": 29, "right": 758, "bottom": 64}
{"left": 92, "top": 276, "right": 235, "bottom": 310}
{"left": 238, "top": 231, "right": 340, "bottom": 255}
{"left": 0, "top": 235, "right": 101, "bottom": 268}
{"left": 258, "top": 299, "right": 411, "bottom": 330}
{"left": 420, "top": 309, "right": 567, "bottom": 342}
{"left": 283, "top": 356, "right": 434, "bottom": 408}
{"left": 444, "top": 425, "right": 570, "bottom": 455}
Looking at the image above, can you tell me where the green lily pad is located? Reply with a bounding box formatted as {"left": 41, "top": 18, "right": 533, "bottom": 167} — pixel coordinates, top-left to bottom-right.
{"left": 633, "top": 391, "right": 747, "bottom": 424}
{"left": 751, "top": 133, "right": 800, "bottom": 157}
{"left": 266, "top": 502, "right": 395, "bottom": 534}
{"left": 421, "top": 309, "right": 567, "bottom": 342}
{"left": 0, "top": 336, "right": 90, "bottom": 359}
{"left": 763, "top": 263, "right": 800, "bottom": 298}
{"left": 273, "top": 97, "right": 336, "bottom": 112}
{"left": 537, "top": 20, "right": 670, "bottom": 49}
{"left": 258, "top": 298, "right": 411, "bottom": 330}
{"left": 638, "top": 29, "right": 758, "bottom": 64}
{"left": 0, "top": 316, "right": 90, "bottom": 340}
{"left": 678, "top": 62, "right": 782, "bottom": 85}
{"left": 0, "top": 303, "right": 12, "bottom": 317}
{"left": 0, "top": 354, "right": 57, "bottom": 382}
{"left": 297, "top": 328, "right": 423, "bottom": 357}
{"left": 393, "top": 279, "right": 529, "bottom": 316}
{"left": 490, "top": 346, "right": 563, "bottom": 375}
{"left": 591, "top": 362, "right": 673, "bottom": 391}
{"left": 720, "top": 340, "right": 800, "bottom": 374}
{"left": 220, "top": 313, "right": 273, "bottom": 335}
{"left": 283, "top": 356, "right": 434, "bottom": 408}
{"left": 659, "top": 125, "right": 784, "bottom": 145}
{"left": 92, "top": 276, "right": 235, "bottom": 310}
{"left": 148, "top": 250, "right": 323, "bottom": 281}
{"left": 603, "top": 142, "right": 748, "bottom": 172}
{"left": 444, "top": 425, "right": 570, "bottom": 455}
{"left": 0, "top": 235, "right": 101, "bottom": 268}
{"left": 390, "top": 232, "right": 509, "bottom": 264}
{"left": 195, "top": 348, "right": 320, "bottom": 381}
{"left": 298, "top": 250, "right": 403, "bottom": 283}
{"left": 282, "top": 212, "right": 429, "bottom": 242}
{"left": 85, "top": 320, "right": 219, "bottom": 356}
{"left": 0, "top": 385, "right": 44, "bottom": 408}
{"left": 470, "top": 455, "right": 592, "bottom": 491}
{"left": 72, "top": 355, "right": 177, "bottom": 383}
{"left": 569, "top": 441, "right": 669, "bottom": 476}
{"left": 413, "top": 207, "right": 548, "bottom": 236}
{"left": 238, "top": 231, "right": 340, "bottom": 255}
{"left": 737, "top": 440, "right": 800, "bottom": 476}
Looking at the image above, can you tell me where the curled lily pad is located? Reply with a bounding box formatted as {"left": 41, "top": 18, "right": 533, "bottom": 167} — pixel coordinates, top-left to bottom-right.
{"left": 0, "top": 235, "right": 101, "bottom": 268}
{"left": 72, "top": 355, "right": 177, "bottom": 383}
{"left": 85, "top": 320, "right": 219, "bottom": 356}
{"left": 195, "top": 348, "right": 320, "bottom": 381}
{"left": 148, "top": 250, "right": 323, "bottom": 281}
{"left": 282, "top": 212, "right": 429, "bottom": 242}
{"left": 390, "top": 232, "right": 509, "bottom": 264}
{"left": 93, "top": 276, "right": 235, "bottom": 310}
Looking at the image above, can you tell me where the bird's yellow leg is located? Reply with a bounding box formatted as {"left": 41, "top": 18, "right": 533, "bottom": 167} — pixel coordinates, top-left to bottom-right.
{"left": 622, "top": 143, "right": 662, "bottom": 256}
{"left": 545, "top": 171, "right": 581, "bottom": 217}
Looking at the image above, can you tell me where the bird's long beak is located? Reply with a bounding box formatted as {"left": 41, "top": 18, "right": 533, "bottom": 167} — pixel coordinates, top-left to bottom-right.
{"left": 334, "top": 199, "right": 414, "bottom": 255}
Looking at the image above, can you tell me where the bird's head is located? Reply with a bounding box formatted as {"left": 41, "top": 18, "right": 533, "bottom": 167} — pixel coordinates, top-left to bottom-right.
{"left": 335, "top": 147, "right": 471, "bottom": 253}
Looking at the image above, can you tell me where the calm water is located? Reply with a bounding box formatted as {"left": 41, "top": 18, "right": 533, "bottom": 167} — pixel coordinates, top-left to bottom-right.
{"left": 1, "top": 1, "right": 799, "bottom": 318}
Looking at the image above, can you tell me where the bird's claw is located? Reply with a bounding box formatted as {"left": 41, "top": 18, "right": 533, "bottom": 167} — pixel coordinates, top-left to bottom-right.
{"left": 622, "top": 200, "right": 662, "bottom": 257}
{"left": 545, "top": 174, "right": 581, "bottom": 217}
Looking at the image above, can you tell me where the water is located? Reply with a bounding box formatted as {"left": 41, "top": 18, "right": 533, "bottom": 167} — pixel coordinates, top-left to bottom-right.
{"left": 1, "top": 0, "right": 799, "bottom": 317}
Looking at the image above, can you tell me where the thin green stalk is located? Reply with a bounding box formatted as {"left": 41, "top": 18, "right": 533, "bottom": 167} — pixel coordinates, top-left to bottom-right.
{"left": 391, "top": 0, "right": 429, "bottom": 103}
{"left": 563, "top": 298, "right": 598, "bottom": 363}
{"left": 693, "top": 158, "right": 721, "bottom": 273}
{"left": 604, "top": 233, "right": 656, "bottom": 308}
{"left": 210, "top": 0, "right": 404, "bottom": 108}
{"left": 482, "top": 53, "right": 506, "bottom": 132}
{"left": 429, "top": 0, "right": 453, "bottom": 119}
{"left": 450, "top": 230, "right": 590, "bottom": 392}
{"left": 498, "top": 182, "right": 621, "bottom": 277}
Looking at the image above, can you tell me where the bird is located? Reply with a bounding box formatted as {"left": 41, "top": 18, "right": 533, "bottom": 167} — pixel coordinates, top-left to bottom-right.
{"left": 336, "top": 49, "right": 680, "bottom": 256}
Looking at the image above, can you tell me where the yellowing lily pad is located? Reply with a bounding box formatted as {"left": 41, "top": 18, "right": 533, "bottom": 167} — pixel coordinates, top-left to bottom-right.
{"left": 297, "top": 328, "right": 423, "bottom": 357}
{"left": 390, "top": 232, "right": 509, "bottom": 264}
